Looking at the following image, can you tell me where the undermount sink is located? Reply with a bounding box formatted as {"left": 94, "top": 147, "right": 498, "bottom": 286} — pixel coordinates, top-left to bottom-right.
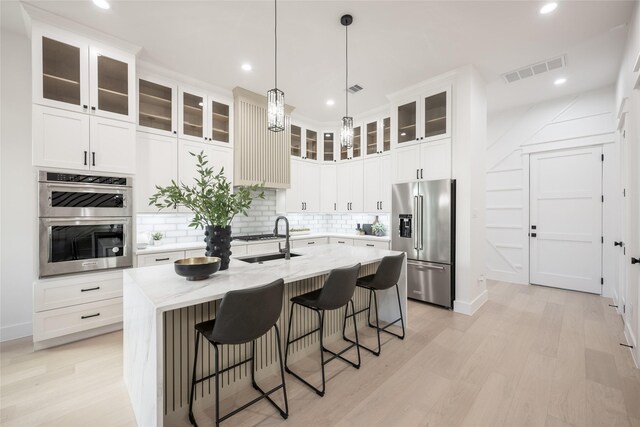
{"left": 236, "top": 252, "right": 302, "bottom": 264}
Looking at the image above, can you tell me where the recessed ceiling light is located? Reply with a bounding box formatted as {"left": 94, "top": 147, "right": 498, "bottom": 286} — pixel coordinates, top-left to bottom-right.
{"left": 326, "top": 99, "right": 335, "bottom": 106}
{"left": 241, "top": 63, "right": 252, "bottom": 71}
{"left": 539, "top": 2, "right": 558, "bottom": 14}
{"left": 92, "top": 0, "right": 110, "bottom": 10}
{"left": 554, "top": 77, "right": 567, "bottom": 85}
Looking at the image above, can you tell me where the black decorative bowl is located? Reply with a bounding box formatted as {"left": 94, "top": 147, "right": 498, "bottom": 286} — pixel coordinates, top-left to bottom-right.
{"left": 174, "top": 257, "right": 221, "bottom": 281}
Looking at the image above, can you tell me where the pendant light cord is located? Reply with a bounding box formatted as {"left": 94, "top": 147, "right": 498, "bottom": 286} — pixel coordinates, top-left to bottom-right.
{"left": 345, "top": 23, "right": 348, "bottom": 117}
{"left": 274, "top": 0, "right": 278, "bottom": 89}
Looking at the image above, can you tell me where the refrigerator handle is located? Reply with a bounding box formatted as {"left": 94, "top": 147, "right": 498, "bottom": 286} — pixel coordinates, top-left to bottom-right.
{"left": 413, "top": 195, "right": 419, "bottom": 250}
{"left": 419, "top": 195, "right": 424, "bottom": 250}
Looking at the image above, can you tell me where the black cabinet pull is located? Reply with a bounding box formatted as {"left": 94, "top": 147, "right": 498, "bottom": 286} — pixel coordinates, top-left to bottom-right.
{"left": 632, "top": 258, "right": 639, "bottom": 265}
{"left": 92, "top": 152, "right": 96, "bottom": 166}
{"left": 416, "top": 169, "right": 419, "bottom": 179}
{"left": 366, "top": 244, "right": 374, "bottom": 247}
{"left": 334, "top": 203, "right": 336, "bottom": 211}
{"left": 380, "top": 201, "right": 383, "bottom": 210}
{"left": 173, "top": 130, "right": 177, "bottom": 134}
{"left": 531, "top": 225, "right": 537, "bottom": 230}
{"left": 614, "top": 241, "right": 624, "bottom": 247}
{"left": 80, "top": 286, "right": 100, "bottom": 292}
{"left": 421, "top": 169, "right": 423, "bottom": 179}
{"left": 83, "top": 151, "right": 88, "bottom": 166}
{"left": 307, "top": 241, "right": 315, "bottom": 245}
{"left": 531, "top": 233, "right": 537, "bottom": 238}
{"left": 155, "top": 257, "right": 170, "bottom": 262}
{"left": 91, "top": 106, "right": 96, "bottom": 111}
{"left": 81, "top": 313, "right": 100, "bottom": 319}
{"left": 83, "top": 104, "right": 88, "bottom": 109}
{"left": 338, "top": 241, "right": 345, "bottom": 244}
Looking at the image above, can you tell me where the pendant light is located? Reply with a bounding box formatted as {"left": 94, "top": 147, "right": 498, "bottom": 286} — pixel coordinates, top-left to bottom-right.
{"left": 267, "top": 0, "right": 285, "bottom": 132}
{"left": 340, "top": 14, "right": 354, "bottom": 149}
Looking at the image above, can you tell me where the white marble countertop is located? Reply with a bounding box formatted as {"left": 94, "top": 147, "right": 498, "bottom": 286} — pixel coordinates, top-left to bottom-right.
{"left": 136, "top": 232, "right": 390, "bottom": 255}
{"left": 124, "top": 244, "right": 401, "bottom": 313}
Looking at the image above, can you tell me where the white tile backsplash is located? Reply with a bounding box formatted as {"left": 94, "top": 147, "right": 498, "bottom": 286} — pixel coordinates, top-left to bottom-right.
{"left": 136, "top": 189, "right": 389, "bottom": 243}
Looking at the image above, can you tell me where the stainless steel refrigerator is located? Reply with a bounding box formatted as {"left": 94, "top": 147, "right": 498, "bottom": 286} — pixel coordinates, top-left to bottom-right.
{"left": 391, "top": 179, "right": 455, "bottom": 308}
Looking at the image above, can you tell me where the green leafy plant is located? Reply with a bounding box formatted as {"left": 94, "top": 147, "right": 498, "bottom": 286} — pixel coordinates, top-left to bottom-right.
{"left": 151, "top": 232, "right": 163, "bottom": 241}
{"left": 149, "top": 151, "right": 265, "bottom": 229}
{"left": 372, "top": 223, "right": 386, "bottom": 235}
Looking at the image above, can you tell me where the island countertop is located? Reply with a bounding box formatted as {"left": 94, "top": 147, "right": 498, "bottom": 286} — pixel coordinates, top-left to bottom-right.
{"left": 124, "top": 244, "right": 404, "bottom": 313}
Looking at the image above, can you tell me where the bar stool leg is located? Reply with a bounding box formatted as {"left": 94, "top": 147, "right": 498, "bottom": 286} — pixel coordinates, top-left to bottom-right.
{"left": 350, "top": 299, "right": 361, "bottom": 368}
{"left": 214, "top": 344, "right": 220, "bottom": 427}
{"left": 274, "top": 325, "right": 289, "bottom": 418}
{"left": 395, "top": 284, "right": 406, "bottom": 339}
{"left": 318, "top": 309, "right": 326, "bottom": 396}
{"left": 284, "top": 306, "right": 295, "bottom": 372}
{"left": 188, "top": 331, "right": 200, "bottom": 426}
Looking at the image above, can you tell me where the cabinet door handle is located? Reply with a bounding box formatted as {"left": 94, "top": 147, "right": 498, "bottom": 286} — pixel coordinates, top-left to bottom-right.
{"left": 421, "top": 169, "right": 423, "bottom": 179}
{"left": 80, "top": 286, "right": 101, "bottom": 292}
{"left": 83, "top": 151, "right": 88, "bottom": 166}
{"left": 91, "top": 106, "right": 96, "bottom": 111}
{"left": 338, "top": 241, "right": 345, "bottom": 244}
{"left": 81, "top": 313, "right": 100, "bottom": 319}
{"left": 334, "top": 203, "right": 336, "bottom": 211}
{"left": 155, "top": 257, "right": 170, "bottom": 262}
{"left": 614, "top": 241, "right": 624, "bottom": 247}
{"left": 307, "top": 241, "right": 315, "bottom": 245}
{"left": 632, "top": 257, "right": 639, "bottom": 265}
{"left": 380, "top": 201, "right": 383, "bottom": 210}
{"left": 173, "top": 130, "right": 177, "bottom": 134}
{"left": 92, "top": 152, "right": 96, "bottom": 166}
{"left": 366, "top": 244, "right": 375, "bottom": 247}
{"left": 83, "top": 104, "right": 88, "bottom": 109}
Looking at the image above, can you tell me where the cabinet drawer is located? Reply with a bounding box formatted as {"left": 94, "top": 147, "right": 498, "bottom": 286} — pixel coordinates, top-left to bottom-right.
{"left": 34, "top": 276, "right": 122, "bottom": 312}
{"left": 185, "top": 248, "right": 207, "bottom": 258}
{"left": 291, "top": 238, "right": 328, "bottom": 248}
{"left": 329, "top": 237, "right": 354, "bottom": 246}
{"left": 33, "top": 297, "right": 122, "bottom": 342}
{"left": 231, "top": 244, "right": 248, "bottom": 256}
{"left": 354, "top": 240, "right": 390, "bottom": 249}
{"left": 246, "top": 242, "right": 280, "bottom": 255}
{"left": 137, "top": 251, "right": 184, "bottom": 267}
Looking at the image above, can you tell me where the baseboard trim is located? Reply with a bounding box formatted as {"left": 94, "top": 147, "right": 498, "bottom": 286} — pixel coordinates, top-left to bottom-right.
{"left": 0, "top": 321, "right": 33, "bottom": 342}
{"left": 623, "top": 321, "right": 639, "bottom": 369}
{"left": 454, "top": 289, "right": 488, "bottom": 316}
{"left": 33, "top": 322, "right": 122, "bottom": 350}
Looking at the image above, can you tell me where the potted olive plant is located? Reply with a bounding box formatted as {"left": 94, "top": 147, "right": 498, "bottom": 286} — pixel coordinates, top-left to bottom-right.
{"left": 149, "top": 151, "right": 264, "bottom": 270}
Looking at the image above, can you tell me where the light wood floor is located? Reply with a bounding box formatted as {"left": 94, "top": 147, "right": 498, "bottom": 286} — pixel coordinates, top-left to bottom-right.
{"left": 2, "top": 280, "right": 639, "bottom": 427}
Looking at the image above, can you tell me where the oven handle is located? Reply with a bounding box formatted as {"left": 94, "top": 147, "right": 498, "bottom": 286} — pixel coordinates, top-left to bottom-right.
{"left": 40, "top": 217, "right": 132, "bottom": 227}
{"left": 43, "top": 183, "right": 131, "bottom": 194}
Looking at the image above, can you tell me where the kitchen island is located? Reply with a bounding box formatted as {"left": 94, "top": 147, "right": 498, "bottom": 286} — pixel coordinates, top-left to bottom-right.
{"left": 123, "top": 244, "right": 407, "bottom": 427}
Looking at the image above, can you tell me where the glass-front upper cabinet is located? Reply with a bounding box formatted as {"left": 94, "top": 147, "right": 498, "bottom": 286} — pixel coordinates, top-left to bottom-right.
{"left": 305, "top": 129, "right": 318, "bottom": 160}
{"left": 395, "top": 87, "right": 451, "bottom": 146}
{"left": 352, "top": 125, "right": 361, "bottom": 159}
{"left": 366, "top": 121, "right": 378, "bottom": 155}
{"left": 179, "top": 88, "right": 205, "bottom": 141}
{"left": 90, "top": 46, "right": 135, "bottom": 122}
{"left": 210, "top": 100, "right": 230, "bottom": 144}
{"left": 424, "top": 91, "right": 448, "bottom": 139}
{"left": 397, "top": 101, "right": 417, "bottom": 144}
{"left": 291, "top": 124, "right": 302, "bottom": 158}
{"left": 40, "top": 36, "right": 86, "bottom": 110}
{"left": 138, "top": 76, "right": 177, "bottom": 136}
{"left": 323, "top": 132, "right": 335, "bottom": 162}
{"left": 382, "top": 117, "right": 391, "bottom": 152}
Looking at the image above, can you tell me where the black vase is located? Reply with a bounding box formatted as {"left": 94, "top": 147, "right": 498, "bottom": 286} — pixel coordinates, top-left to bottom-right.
{"left": 204, "top": 225, "right": 232, "bottom": 270}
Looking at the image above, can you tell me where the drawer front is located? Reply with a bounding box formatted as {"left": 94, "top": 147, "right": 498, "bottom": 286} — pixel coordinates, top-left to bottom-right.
{"left": 34, "top": 276, "right": 122, "bottom": 312}
{"left": 231, "top": 244, "right": 248, "bottom": 256}
{"left": 246, "top": 242, "right": 280, "bottom": 255}
{"left": 354, "top": 240, "right": 390, "bottom": 249}
{"left": 291, "top": 238, "right": 328, "bottom": 248}
{"left": 33, "top": 297, "right": 123, "bottom": 342}
{"left": 329, "top": 237, "right": 354, "bottom": 246}
{"left": 137, "top": 251, "right": 184, "bottom": 267}
{"left": 185, "top": 248, "right": 207, "bottom": 258}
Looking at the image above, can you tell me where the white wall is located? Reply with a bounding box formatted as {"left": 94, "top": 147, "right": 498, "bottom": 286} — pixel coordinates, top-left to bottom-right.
{"left": 0, "top": 28, "right": 36, "bottom": 341}
{"left": 485, "top": 86, "right": 617, "bottom": 295}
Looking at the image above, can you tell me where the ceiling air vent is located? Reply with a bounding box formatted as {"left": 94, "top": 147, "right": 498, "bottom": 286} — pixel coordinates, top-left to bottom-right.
{"left": 347, "top": 84, "right": 363, "bottom": 94}
{"left": 502, "top": 55, "right": 567, "bottom": 84}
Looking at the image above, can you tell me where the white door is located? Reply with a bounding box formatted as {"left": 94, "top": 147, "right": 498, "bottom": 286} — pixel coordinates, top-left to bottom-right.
{"left": 529, "top": 146, "right": 603, "bottom": 293}
{"left": 32, "top": 104, "right": 90, "bottom": 170}
{"left": 336, "top": 163, "right": 351, "bottom": 212}
{"left": 350, "top": 160, "right": 364, "bottom": 212}
{"left": 89, "top": 116, "right": 136, "bottom": 174}
{"left": 419, "top": 139, "right": 452, "bottom": 180}
{"left": 393, "top": 145, "right": 421, "bottom": 183}
{"left": 379, "top": 154, "right": 392, "bottom": 212}
{"left": 320, "top": 164, "right": 337, "bottom": 213}
{"left": 286, "top": 159, "right": 304, "bottom": 213}
{"left": 89, "top": 45, "right": 136, "bottom": 122}
{"left": 303, "top": 162, "right": 321, "bottom": 212}
{"left": 363, "top": 157, "right": 381, "bottom": 212}
{"left": 135, "top": 132, "right": 177, "bottom": 213}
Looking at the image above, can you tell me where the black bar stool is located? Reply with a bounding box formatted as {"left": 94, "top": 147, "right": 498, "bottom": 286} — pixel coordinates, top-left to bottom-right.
{"left": 284, "top": 263, "right": 361, "bottom": 397}
{"left": 188, "top": 279, "right": 288, "bottom": 427}
{"left": 343, "top": 253, "right": 405, "bottom": 356}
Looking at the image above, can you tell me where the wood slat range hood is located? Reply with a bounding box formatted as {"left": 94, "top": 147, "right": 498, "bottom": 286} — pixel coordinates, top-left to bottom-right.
{"left": 233, "top": 87, "right": 294, "bottom": 188}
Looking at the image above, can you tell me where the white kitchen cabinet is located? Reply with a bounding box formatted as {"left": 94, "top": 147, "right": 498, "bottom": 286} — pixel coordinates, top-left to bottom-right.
{"left": 179, "top": 86, "right": 232, "bottom": 147}
{"left": 393, "top": 138, "right": 451, "bottom": 183}
{"left": 137, "top": 74, "right": 178, "bottom": 137}
{"left": 279, "top": 159, "right": 320, "bottom": 213}
{"left": 393, "top": 86, "right": 451, "bottom": 147}
{"left": 329, "top": 237, "right": 354, "bottom": 245}
{"left": 185, "top": 248, "right": 206, "bottom": 258}
{"left": 33, "top": 104, "right": 135, "bottom": 174}
{"left": 291, "top": 124, "right": 319, "bottom": 161}
{"left": 291, "top": 237, "right": 328, "bottom": 248}
{"left": 89, "top": 116, "right": 136, "bottom": 174}
{"left": 34, "top": 273, "right": 122, "bottom": 312}
{"left": 339, "top": 124, "right": 363, "bottom": 161}
{"left": 322, "top": 131, "right": 338, "bottom": 163}
{"left": 363, "top": 154, "right": 392, "bottom": 212}
{"left": 32, "top": 25, "right": 136, "bottom": 123}
{"left": 137, "top": 251, "right": 184, "bottom": 267}
{"left": 337, "top": 161, "right": 364, "bottom": 212}
{"left": 353, "top": 239, "right": 390, "bottom": 249}
{"left": 320, "top": 164, "right": 337, "bottom": 213}
{"left": 33, "top": 104, "right": 90, "bottom": 170}
{"left": 364, "top": 116, "right": 392, "bottom": 157}
{"left": 136, "top": 132, "right": 178, "bottom": 213}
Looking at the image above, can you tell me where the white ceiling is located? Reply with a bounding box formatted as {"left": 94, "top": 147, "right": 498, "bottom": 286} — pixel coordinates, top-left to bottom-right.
{"left": 3, "top": 0, "right": 635, "bottom": 120}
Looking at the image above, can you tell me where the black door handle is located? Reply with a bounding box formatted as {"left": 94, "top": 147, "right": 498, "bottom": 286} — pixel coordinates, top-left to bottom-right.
{"left": 531, "top": 225, "right": 537, "bottom": 230}
{"left": 421, "top": 169, "right": 423, "bottom": 179}
{"left": 531, "top": 233, "right": 537, "bottom": 238}
{"left": 92, "top": 152, "right": 96, "bottom": 166}
{"left": 416, "top": 169, "right": 419, "bottom": 179}
{"left": 91, "top": 106, "right": 96, "bottom": 111}
{"left": 632, "top": 258, "right": 640, "bottom": 265}
{"left": 614, "top": 241, "right": 624, "bottom": 247}
{"left": 83, "top": 151, "right": 87, "bottom": 166}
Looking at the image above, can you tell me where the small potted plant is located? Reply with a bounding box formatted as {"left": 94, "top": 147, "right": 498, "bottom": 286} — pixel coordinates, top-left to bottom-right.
{"left": 151, "top": 232, "right": 164, "bottom": 246}
{"left": 372, "top": 223, "right": 386, "bottom": 237}
{"left": 149, "top": 151, "right": 264, "bottom": 270}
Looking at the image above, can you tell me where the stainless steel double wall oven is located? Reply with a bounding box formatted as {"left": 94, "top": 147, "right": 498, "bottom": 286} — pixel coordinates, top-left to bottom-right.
{"left": 38, "top": 171, "right": 133, "bottom": 277}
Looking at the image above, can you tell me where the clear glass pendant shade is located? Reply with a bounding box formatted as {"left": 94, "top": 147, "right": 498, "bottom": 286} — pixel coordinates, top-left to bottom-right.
{"left": 267, "top": 88, "right": 285, "bottom": 132}
{"left": 341, "top": 116, "right": 353, "bottom": 148}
